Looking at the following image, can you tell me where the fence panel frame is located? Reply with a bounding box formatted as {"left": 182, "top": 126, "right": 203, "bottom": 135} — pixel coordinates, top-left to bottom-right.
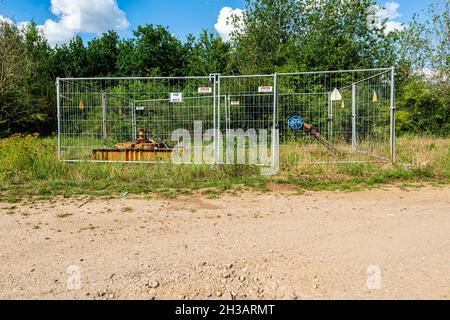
{"left": 57, "top": 75, "right": 216, "bottom": 164}
{"left": 217, "top": 73, "right": 279, "bottom": 168}
{"left": 277, "top": 68, "right": 395, "bottom": 164}
{"left": 56, "top": 67, "right": 395, "bottom": 166}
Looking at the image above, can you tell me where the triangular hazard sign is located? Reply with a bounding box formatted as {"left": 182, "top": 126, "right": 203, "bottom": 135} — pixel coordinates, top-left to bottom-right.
{"left": 330, "top": 88, "right": 342, "bottom": 101}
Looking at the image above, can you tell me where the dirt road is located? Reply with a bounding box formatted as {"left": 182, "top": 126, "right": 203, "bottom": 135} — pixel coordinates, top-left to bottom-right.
{"left": 1, "top": 185, "right": 449, "bottom": 300}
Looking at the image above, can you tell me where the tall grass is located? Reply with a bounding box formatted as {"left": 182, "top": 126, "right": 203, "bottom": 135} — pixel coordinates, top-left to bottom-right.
{"left": 0, "top": 134, "right": 267, "bottom": 200}
{"left": 0, "top": 134, "right": 448, "bottom": 201}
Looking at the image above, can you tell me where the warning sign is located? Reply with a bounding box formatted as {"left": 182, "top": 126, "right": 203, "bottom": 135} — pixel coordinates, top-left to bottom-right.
{"left": 170, "top": 93, "right": 183, "bottom": 103}
{"left": 198, "top": 87, "right": 212, "bottom": 94}
{"left": 230, "top": 101, "right": 240, "bottom": 106}
{"left": 330, "top": 88, "right": 342, "bottom": 101}
{"left": 136, "top": 106, "right": 145, "bottom": 111}
{"left": 372, "top": 91, "right": 378, "bottom": 103}
{"left": 258, "top": 86, "right": 273, "bottom": 93}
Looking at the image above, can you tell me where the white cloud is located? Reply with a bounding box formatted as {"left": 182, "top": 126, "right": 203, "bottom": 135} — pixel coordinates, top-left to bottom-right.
{"left": 17, "top": 21, "right": 31, "bottom": 31}
{"left": 214, "top": 6, "right": 244, "bottom": 42}
{"left": 385, "top": 20, "right": 404, "bottom": 33}
{"left": 377, "top": 1, "right": 402, "bottom": 20}
{"left": 419, "top": 68, "right": 437, "bottom": 79}
{"left": 0, "top": 15, "right": 13, "bottom": 25}
{"left": 371, "top": 1, "right": 405, "bottom": 34}
{"left": 39, "top": 0, "right": 130, "bottom": 46}
{"left": 0, "top": 15, "right": 29, "bottom": 32}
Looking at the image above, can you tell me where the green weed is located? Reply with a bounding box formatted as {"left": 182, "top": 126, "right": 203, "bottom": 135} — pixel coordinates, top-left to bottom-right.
{"left": 0, "top": 134, "right": 448, "bottom": 201}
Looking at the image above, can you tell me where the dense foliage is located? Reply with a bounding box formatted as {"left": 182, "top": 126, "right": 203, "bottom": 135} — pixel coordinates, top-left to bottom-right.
{"left": 0, "top": 21, "right": 55, "bottom": 135}
{"left": 231, "top": 0, "right": 398, "bottom": 73}
{"left": 0, "top": 0, "right": 448, "bottom": 137}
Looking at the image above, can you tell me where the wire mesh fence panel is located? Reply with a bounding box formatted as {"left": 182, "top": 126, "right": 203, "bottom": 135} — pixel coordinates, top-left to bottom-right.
{"left": 59, "top": 79, "right": 133, "bottom": 161}
{"left": 218, "top": 75, "right": 276, "bottom": 166}
{"left": 277, "top": 68, "right": 394, "bottom": 164}
{"left": 58, "top": 76, "right": 215, "bottom": 163}
{"left": 353, "top": 70, "right": 393, "bottom": 161}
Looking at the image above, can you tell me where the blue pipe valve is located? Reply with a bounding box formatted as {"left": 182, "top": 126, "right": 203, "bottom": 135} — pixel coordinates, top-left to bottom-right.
{"left": 288, "top": 115, "right": 304, "bottom": 131}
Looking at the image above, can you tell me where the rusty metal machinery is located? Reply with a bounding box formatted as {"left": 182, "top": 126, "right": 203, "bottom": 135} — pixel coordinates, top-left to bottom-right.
{"left": 288, "top": 115, "right": 341, "bottom": 156}
{"left": 93, "top": 128, "right": 175, "bottom": 162}
{"left": 302, "top": 122, "right": 341, "bottom": 156}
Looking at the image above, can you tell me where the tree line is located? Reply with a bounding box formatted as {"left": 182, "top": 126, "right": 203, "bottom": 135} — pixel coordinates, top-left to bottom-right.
{"left": 0, "top": 0, "right": 448, "bottom": 136}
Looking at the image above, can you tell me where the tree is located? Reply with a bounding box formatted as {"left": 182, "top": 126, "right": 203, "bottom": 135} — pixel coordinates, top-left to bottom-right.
{"left": 396, "top": 0, "right": 450, "bottom": 135}
{"left": 0, "top": 20, "right": 55, "bottom": 135}
{"left": 117, "top": 24, "right": 187, "bottom": 76}
{"left": 231, "top": 0, "right": 398, "bottom": 73}
{"left": 186, "top": 30, "right": 232, "bottom": 75}
{"left": 116, "top": 38, "right": 140, "bottom": 76}
{"left": 1, "top": 1, "right": 447, "bottom": 137}
{"left": 86, "top": 30, "right": 120, "bottom": 76}
{"left": 51, "top": 36, "right": 89, "bottom": 78}
{"left": 398, "top": 0, "right": 449, "bottom": 80}
{"left": 230, "top": 0, "right": 303, "bottom": 73}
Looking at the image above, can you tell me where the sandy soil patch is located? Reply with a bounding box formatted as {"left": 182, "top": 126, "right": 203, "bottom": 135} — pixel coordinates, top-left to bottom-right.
{"left": 0, "top": 186, "right": 449, "bottom": 300}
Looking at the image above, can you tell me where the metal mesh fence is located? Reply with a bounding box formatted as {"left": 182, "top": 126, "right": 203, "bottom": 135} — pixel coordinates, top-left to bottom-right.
{"left": 58, "top": 76, "right": 216, "bottom": 163}
{"left": 219, "top": 75, "right": 276, "bottom": 166}
{"left": 277, "top": 68, "right": 394, "bottom": 163}
{"left": 57, "top": 68, "right": 395, "bottom": 166}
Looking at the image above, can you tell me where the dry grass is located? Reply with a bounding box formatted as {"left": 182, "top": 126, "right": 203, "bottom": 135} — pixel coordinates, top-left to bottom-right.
{"left": 275, "top": 135, "right": 449, "bottom": 189}
{"left": 0, "top": 134, "right": 448, "bottom": 201}
{"left": 396, "top": 135, "right": 449, "bottom": 165}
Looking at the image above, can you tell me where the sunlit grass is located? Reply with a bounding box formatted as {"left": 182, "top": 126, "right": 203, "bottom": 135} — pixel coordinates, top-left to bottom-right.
{"left": 0, "top": 133, "right": 448, "bottom": 201}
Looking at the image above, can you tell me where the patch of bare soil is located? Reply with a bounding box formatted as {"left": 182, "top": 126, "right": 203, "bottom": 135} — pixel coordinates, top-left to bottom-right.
{"left": 0, "top": 186, "right": 449, "bottom": 300}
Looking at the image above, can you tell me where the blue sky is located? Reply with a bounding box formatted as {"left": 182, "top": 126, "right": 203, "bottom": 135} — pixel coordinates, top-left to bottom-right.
{"left": 0, "top": 0, "right": 435, "bottom": 45}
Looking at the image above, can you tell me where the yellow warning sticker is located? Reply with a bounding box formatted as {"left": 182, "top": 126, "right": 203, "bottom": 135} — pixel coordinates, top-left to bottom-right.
{"left": 372, "top": 91, "right": 378, "bottom": 103}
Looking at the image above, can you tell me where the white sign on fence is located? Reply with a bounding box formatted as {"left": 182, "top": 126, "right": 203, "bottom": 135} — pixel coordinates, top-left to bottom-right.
{"left": 135, "top": 106, "right": 145, "bottom": 111}
{"left": 258, "top": 86, "right": 273, "bottom": 93}
{"left": 330, "top": 88, "right": 342, "bottom": 101}
{"left": 170, "top": 93, "right": 183, "bottom": 103}
{"left": 230, "top": 101, "right": 240, "bottom": 106}
{"left": 198, "top": 87, "right": 212, "bottom": 94}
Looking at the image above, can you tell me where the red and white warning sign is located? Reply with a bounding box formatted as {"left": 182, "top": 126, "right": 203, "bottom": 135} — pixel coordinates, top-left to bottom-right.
{"left": 258, "top": 86, "right": 273, "bottom": 93}
{"left": 198, "top": 87, "right": 212, "bottom": 94}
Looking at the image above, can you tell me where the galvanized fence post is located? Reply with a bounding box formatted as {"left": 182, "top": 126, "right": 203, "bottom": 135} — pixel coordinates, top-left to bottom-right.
{"left": 352, "top": 83, "right": 357, "bottom": 152}
{"left": 56, "top": 77, "right": 61, "bottom": 161}
{"left": 272, "top": 73, "right": 279, "bottom": 168}
{"left": 131, "top": 100, "right": 137, "bottom": 140}
{"left": 102, "top": 92, "right": 107, "bottom": 140}
{"left": 390, "top": 67, "right": 396, "bottom": 163}
{"left": 217, "top": 74, "right": 222, "bottom": 164}
{"left": 328, "top": 93, "right": 333, "bottom": 140}
{"left": 211, "top": 73, "right": 217, "bottom": 165}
